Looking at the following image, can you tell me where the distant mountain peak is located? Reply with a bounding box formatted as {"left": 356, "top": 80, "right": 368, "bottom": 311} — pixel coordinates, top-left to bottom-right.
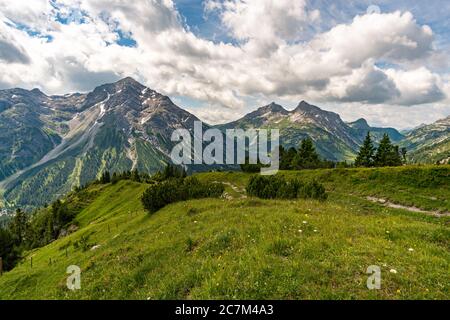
{"left": 294, "top": 100, "right": 322, "bottom": 113}
{"left": 348, "top": 118, "right": 370, "bottom": 129}
{"left": 265, "top": 102, "right": 288, "bottom": 113}
{"left": 30, "top": 88, "right": 46, "bottom": 96}
{"left": 115, "top": 76, "right": 142, "bottom": 86}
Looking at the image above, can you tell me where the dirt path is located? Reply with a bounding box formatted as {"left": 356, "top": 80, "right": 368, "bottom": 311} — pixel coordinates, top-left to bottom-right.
{"left": 366, "top": 196, "right": 450, "bottom": 217}
{"left": 213, "top": 181, "right": 247, "bottom": 200}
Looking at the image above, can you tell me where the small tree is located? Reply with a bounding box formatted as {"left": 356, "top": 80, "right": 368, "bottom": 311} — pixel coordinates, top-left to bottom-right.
{"left": 374, "top": 134, "right": 403, "bottom": 167}
{"left": 291, "top": 138, "right": 321, "bottom": 169}
{"left": 131, "top": 169, "right": 141, "bottom": 182}
{"left": 99, "top": 170, "right": 111, "bottom": 184}
{"left": 401, "top": 147, "right": 407, "bottom": 164}
{"left": 355, "top": 132, "right": 375, "bottom": 167}
{"left": 9, "top": 209, "right": 28, "bottom": 246}
{"left": 279, "top": 146, "right": 297, "bottom": 170}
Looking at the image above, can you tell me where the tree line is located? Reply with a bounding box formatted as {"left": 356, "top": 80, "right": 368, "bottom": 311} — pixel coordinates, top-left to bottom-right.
{"left": 0, "top": 166, "right": 176, "bottom": 272}
{"left": 241, "top": 133, "right": 406, "bottom": 172}
{"left": 355, "top": 133, "right": 406, "bottom": 167}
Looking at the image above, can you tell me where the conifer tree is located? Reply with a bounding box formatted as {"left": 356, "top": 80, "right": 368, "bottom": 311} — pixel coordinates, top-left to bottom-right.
{"left": 291, "top": 138, "right": 321, "bottom": 169}
{"left": 100, "top": 170, "right": 111, "bottom": 184}
{"left": 355, "top": 132, "right": 375, "bottom": 167}
{"left": 374, "top": 134, "right": 403, "bottom": 167}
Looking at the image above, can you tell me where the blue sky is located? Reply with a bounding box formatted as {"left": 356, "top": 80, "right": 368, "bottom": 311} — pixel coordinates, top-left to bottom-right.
{"left": 0, "top": 0, "right": 449, "bottom": 129}
{"left": 175, "top": 0, "right": 450, "bottom": 50}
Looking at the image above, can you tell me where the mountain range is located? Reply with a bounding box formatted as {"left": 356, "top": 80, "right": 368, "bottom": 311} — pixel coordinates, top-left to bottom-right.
{"left": 0, "top": 77, "right": 449, "bottom": 209}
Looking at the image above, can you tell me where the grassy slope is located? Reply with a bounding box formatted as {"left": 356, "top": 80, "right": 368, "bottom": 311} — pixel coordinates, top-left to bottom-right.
{"left": 0, "top": 166, "right": 449, "bottom": 300}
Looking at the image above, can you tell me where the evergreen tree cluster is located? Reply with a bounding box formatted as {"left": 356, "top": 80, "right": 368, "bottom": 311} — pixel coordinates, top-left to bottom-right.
{"left": 355, "top": 133, "right": 406, "bottom": 167}
{"left": 141, "top": 176, "right": 224, "bottom": 214}
{"left": 0, "top": 164, "right": 188, "bottom": 272}
{"left": 98, "top": 165, "right": 186, "bottom": 185}
{"left": 246, "top": 175, "right": 327, "bottom": 201}
{"left": 279, "top": 138, "right": 336, "bottom": 170}
{"left": 240, "top": 159, "right": 266, "bottom": 173}
{"left": 241, "top": 137, "right": 337, "bottom": 173}
{"left": 0, "top": 199, "right": 79, "bottom": 271}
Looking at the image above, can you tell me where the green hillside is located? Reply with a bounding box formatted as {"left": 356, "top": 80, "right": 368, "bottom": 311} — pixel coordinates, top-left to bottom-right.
{"left": 0, "top": 166, "right": 448, "bottom": 299}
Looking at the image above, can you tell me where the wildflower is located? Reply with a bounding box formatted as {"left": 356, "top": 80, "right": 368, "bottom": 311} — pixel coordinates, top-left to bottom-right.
{"left": 408, "top": 248, "right": 414, "bottom": 252}
{"left": 302, "top": 221, "right": 308, "bottom": 224}
{"left": 390, "top": 269, "right": 398, "bottom": 274}
{"left": 298, "top": 230, "right": 303, "bottom": 233}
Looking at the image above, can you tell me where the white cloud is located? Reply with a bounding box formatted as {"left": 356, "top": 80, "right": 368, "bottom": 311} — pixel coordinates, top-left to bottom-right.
{"left": 386, "top": 67, "right": 446, "bottom": 105}
{"left": 205, "top": 0, "right": 320, "bottom": 43}
{"left": 0, "top": 0, "right": 448, "bottom": 128}
{"left": 185, "top": 105, "right": 246, "bottom": 125}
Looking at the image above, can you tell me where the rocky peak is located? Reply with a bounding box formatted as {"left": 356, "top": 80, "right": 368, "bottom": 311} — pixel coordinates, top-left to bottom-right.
{"left": 262, "top": 102, "right": 288, "bottom": 114}
{"left": 294, "top": 100, "right": 322, "bottom": 113}
{"left": 30, "top": 88, "right": 46, "bottom": 96}
{"left": 348, "top": 118, "right": 370, "bottom": 129}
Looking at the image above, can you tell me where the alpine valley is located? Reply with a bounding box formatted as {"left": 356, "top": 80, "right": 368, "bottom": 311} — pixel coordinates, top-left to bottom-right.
{"left": 0, "top": 77, "right": 449, "bottom": 209}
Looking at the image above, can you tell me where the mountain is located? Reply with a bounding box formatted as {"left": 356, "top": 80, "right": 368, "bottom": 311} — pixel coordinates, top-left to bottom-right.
{"left": 220, "top": 101, "right": 362, "bottom": 161}
{"left": 0, "top": 77, "right": 436, "bottom": 209}
{"left": 401, "top": 116, "right": 450, "bottom": 164}
{"left": 0, "top": 77, "right": 200, "bottom": 209}
{"left": 347, "top": 118, "right": 404, "bottom": 143}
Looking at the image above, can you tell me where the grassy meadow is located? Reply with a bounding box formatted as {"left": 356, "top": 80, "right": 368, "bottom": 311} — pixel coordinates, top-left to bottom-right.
{"left": 0, "top": 165, "right": 448, "bottom": 300}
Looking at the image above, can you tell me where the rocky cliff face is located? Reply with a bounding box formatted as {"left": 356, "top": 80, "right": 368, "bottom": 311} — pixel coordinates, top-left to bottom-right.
{"left": 0, "top": 77, "right": 200, "bottom": 209}
{"left": 401, "top": 116, "right": 450, "bottom": 164}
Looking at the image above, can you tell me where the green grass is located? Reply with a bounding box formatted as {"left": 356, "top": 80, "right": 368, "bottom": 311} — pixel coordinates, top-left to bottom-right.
{"left": 0, "top": 166, "right": 449, "bottom": 300}
{"left": 199, "top": 165, "right": 450, "bottom": 212}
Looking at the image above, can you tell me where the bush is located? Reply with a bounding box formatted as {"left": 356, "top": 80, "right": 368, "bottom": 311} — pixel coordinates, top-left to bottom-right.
{"left": 298, "top": 180, "right": 327, "bottom": 201}
{"left": 141, "top": 177, "right": 224, "bottom": 214}
{"left": 246, "top": 175, "right": 327, "bottom": 201}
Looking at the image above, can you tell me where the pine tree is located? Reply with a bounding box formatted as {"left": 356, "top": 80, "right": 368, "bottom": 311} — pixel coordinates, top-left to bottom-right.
{"left": 131, "top": 169, "right": 141, "bottom": 182}
{"left": 355, "top": 132, "right": 375, "bottom": 167}
{"left": 374, "top": 134, "right": 391, "bottom": 166}
{"left": 100, "top": 170, "right": 111, "bottom": 184}
{"left": 280, "top": 146, "right": 297, "bottom": 170}
{"left": 292, "top": 138, "right": 321, "bottom": 169}
{"left": 9, "top": 209, "right": 28, "bottom": 245}
{"left": 374, "top": 134, "right": 403, "bottom": 167}
{"left": 401, "top": 147, "right": 407, "bottom": 164}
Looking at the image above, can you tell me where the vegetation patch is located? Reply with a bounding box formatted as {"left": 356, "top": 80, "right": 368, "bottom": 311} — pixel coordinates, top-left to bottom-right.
{"left": 246, "top": 175, "right": 327, "bottom": 201}
{"left": 141, "top": 177, "right": 225, "bottom": 214}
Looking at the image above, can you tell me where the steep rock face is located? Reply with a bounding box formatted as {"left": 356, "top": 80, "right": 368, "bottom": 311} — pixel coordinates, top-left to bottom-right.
{"left": 220, "top": 101, "right": 360, "bottom": 161}
{"left": 0, "top": 88, "right": 73, "bottom": 181}
{"left": 0, "top": 78, "right": 200, "bottom": 209}
{"left": 402, "top": 116, "right": 450, "bottom": 164}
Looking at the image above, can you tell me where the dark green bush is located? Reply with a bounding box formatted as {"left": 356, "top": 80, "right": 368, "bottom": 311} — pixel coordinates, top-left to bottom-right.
{"left": 298, "top": 180, "right": 328, "bottom": 201}
{"left": 246, "top": 175, "right": 327, "bottom": 201}
{"left": 141, "top": 177, "right": 224, "bottom": 214}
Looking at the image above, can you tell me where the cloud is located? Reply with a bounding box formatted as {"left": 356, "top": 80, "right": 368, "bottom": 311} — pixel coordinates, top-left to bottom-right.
{"left": 0, "top": 0, "right": 448, "bottom": 127}
{"left": 386, "top": 67, "right": 446, "bottom": 105}
{"left": 311, "top": 11, "right": 434, "bottom": 66}
{"left": 324, "top": 63, "right": 401, "bottom": 104}
{"left": 0, "top": 39, "right": 30, "bottom": 64}
{"left": 205, "top": 0, "right": 320, "bottom": 43}
{"left": 185, "top": 105, "right": 246, "bottom": 125}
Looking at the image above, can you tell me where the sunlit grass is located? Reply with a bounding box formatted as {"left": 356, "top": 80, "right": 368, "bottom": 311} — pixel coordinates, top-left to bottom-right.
{"left": 0, "top": 166, "right": 448, "bottom": 300}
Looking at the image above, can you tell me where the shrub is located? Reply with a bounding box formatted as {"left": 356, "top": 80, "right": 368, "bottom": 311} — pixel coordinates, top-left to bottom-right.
{"left": 298, "top": 180, "right": 327, "bottom": 200}
{"left": 246, "top": 175, "right": 327, "bottom": 201}
{"left": 141, "top": 177, "right": 224, "bottom": 214}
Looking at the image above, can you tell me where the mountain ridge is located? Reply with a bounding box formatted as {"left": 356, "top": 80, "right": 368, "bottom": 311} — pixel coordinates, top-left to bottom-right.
{"left": 0, "top": 77, "right": 448, "bottom": 209}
